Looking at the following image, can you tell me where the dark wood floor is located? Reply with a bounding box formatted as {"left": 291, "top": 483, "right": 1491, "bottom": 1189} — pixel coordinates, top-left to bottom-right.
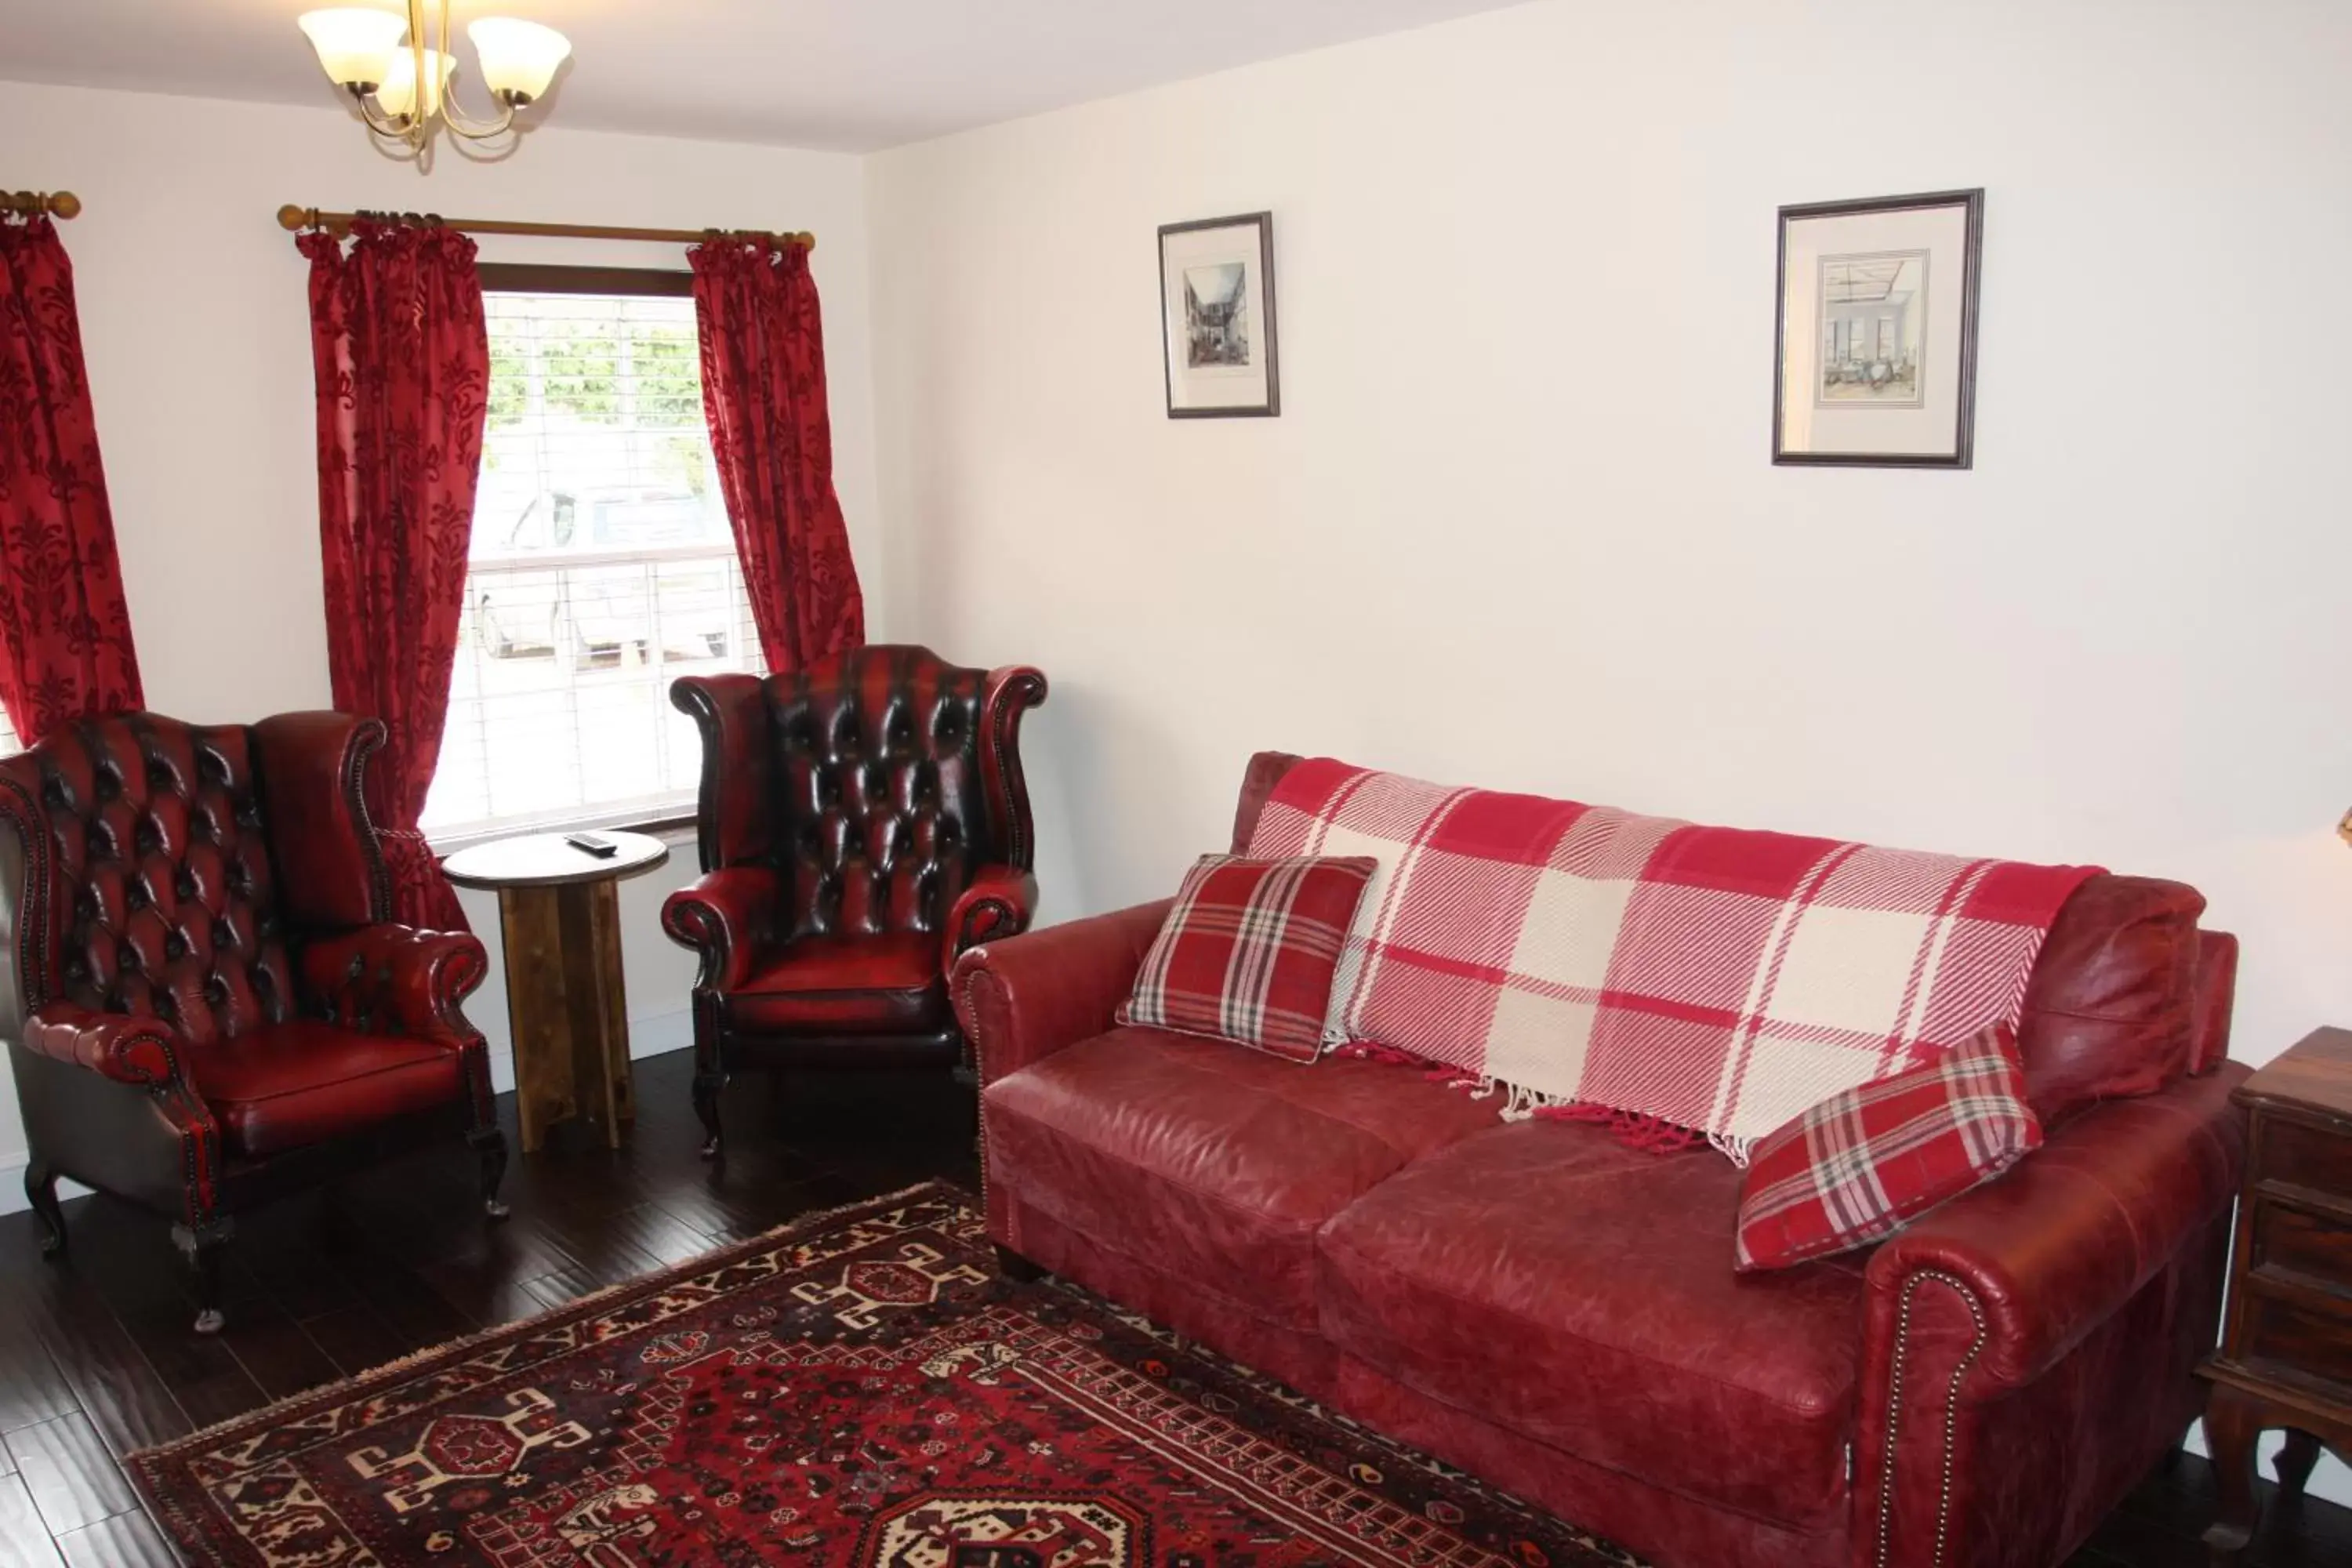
{"left": 0, "top": 1047, "right": 2343, "bottom": 1567}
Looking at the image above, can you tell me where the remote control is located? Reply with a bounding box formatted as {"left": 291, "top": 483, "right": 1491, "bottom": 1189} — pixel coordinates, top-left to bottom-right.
{"left": 565, "top": 832, "right": 621, "bottom": 858}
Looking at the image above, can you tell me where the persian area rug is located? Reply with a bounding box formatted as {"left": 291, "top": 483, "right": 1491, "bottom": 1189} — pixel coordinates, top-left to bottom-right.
{"left": 132, "top": 1182, "right": 1640, "bottom": 1566}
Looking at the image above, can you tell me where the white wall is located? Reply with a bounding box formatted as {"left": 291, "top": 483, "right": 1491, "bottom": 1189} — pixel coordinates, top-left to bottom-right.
{"left": 870, "top": 0, "right": 2352, "bottom": 1058}
{"left": 867, "top": 0, "right": 2352, "bottom": 1504}
{"left": 0, "top": 80, "right": 885, "bottom": 1174}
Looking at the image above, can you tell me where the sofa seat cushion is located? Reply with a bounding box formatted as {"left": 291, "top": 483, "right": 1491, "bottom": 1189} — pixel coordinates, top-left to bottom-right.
{"left": 984, "top": 1029, "right": 1501, "bottom": 1328}
{"left": 191, "top": 1022, "right": 466, "bottom": 1159}
{"left": 725, "top": 933, "right": 948, "bottom": 1035}
{"left": 1317, "top": 1118, "right": 1866, "bottom": 1530}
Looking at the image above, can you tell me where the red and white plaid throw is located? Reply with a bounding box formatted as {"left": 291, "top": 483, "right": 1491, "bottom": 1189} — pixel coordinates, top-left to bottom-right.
{"left": 1734, "top": 1022, "right": 2041, "bottom": 1269}
{"left": 1245, "top": 759, "right": 2098, "bottom": 1160}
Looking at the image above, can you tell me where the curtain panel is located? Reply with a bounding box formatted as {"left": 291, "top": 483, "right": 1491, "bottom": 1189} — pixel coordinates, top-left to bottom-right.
{"left": 688, "top": 238, "right": 864, "bottom": 673}
{"left": 0, "top": 216, "right": 145, "bottom": 742}
{"left": 297, "top": 222, "right": 487, "bottom": 931}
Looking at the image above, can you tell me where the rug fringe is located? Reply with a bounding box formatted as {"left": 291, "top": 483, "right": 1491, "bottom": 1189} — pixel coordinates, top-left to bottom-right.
{"left": 123, "top": 1178, "right": 972, "bottom": 1464}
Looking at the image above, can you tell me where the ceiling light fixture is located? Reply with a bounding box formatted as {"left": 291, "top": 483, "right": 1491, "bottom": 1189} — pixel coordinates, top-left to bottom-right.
{"left": 297, "top": 4, "right": 571, "bottom": 158}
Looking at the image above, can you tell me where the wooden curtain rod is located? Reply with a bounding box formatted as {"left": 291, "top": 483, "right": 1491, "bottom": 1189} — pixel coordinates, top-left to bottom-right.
{"left": 2, "top": 191, "right": 81, "bottom": 220}
{"left": 275, "top": 205, "right": 813, "bottom": 251}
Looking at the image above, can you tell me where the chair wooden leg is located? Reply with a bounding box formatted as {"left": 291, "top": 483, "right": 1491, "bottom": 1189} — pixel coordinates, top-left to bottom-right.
{"left": 693, "top": 1069, "right": 728, "bottom": 1160}
{"left": 24, "top": 1158, "right": 66, "bottom": 1258}
{"left": 172, "top": 1218, "right": 234, "bottom": 1336}
{"left": 472, "top": 1127, "right": 512, "bottom": 1221}
{"left": 994, "top": 1243, "right": 1045, "bottom": 1283}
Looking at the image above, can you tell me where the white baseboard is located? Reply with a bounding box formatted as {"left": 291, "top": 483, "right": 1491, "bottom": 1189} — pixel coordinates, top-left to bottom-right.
{"left": 0, "top": 1161, "right": 93, "bottom": 1212}
{"left": 2183, "top": 1418, "right": 2352, "bottom": 1508}
{"left": 0, "top": 1007, "right": 696, "bottom": 1218}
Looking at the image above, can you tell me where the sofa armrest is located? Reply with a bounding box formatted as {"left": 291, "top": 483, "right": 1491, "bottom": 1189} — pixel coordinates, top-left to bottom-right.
{"left": 952, "top": 898, "right": 1171, "bottom": 1087}
{"left": 662, "top": 866, "right": 783, "bottom": 993}
{"left": 1862, "top": 1062, "right": 2245, "bottom": 1393}
{"left": 19, "top": 1004, "right": 191, "bottom": 1087}
{"left": 1853, "top": 1064, "right": 2247, "bottom": 1567}
{"left": 943, "top": 863, "right": 1039, "bottom": 973}
{"left": 299, "top": 924, "right": 488, "bottom": 1048}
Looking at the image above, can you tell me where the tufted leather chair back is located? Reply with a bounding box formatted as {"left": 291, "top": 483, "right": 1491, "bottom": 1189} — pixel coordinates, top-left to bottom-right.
{"left": 0, "top": 714, "right": 381, "bottom": 1047}
{"left": 675, "top": 645, "right": 1046, "bottom": 947}
{"left": 766, "top": 648, "right": 994, "bottom": 942}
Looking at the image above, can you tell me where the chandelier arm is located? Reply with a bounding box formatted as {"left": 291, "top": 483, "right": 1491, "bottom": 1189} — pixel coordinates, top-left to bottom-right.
{"left": 429, "top": 0, "right": 517, "bottom": 140}
{"left": 352, "top": 89, "right": 420, "bottom": 149}
{"left": 437, "top": 89, "right": 519, "bottom": 140}
{"left": 411, "top": 3, "right": 430, "bottom": 136}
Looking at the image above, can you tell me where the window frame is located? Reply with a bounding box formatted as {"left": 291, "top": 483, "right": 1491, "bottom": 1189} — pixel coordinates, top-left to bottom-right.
{"left": 430, "top": 262, "right": 731, "bottom": 853}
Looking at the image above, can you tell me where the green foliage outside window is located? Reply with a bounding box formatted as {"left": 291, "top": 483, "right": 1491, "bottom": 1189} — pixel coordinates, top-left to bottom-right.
{"left": 486, "top": 316, "right": 703, "bottom": 432}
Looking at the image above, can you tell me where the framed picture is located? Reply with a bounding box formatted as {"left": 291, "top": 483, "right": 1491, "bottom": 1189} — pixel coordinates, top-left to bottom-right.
{"left": 1773, "top": 188, "right": 1983, "bottom": 468}
{"left": 1159, "top": 212, "right": 1279, "bottom": 418}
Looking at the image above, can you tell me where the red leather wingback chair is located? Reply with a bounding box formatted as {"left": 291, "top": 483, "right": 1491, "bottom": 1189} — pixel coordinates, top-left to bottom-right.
{"left": 662, "top": 644, "right": 1047, "bottom": 1157}
{"left": 1, "top": 713, "right": 506, "bottom": 1334}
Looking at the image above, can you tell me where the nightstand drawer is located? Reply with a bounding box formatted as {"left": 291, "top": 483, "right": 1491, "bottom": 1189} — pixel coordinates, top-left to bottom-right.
{"left": 2242, "top": 1289, "right": 2352, "bottom": 1393}
{"left": 2252, "top": 1200, "right": 2352, "bottom": 1295}
{"left": 2256, "top": 1115, "right": 2352, "bottom": 1203}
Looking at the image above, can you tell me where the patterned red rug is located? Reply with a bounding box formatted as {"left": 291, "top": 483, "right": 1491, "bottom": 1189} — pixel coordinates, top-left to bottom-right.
{"left": 132, "top": 1183, "right": 1640, "bottom": 1566}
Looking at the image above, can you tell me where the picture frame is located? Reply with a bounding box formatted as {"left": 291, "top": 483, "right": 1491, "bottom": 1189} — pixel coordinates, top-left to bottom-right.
{"left": 1772, "top": 188, "right": 1983, "bottom": 468}
{"left": 1159, "top": 212, "right": 1279, "bottom": 419}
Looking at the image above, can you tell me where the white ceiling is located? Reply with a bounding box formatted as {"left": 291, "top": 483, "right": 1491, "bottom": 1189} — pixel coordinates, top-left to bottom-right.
{"left": 0, "top": 0, "right": 1530, "bottom": 152}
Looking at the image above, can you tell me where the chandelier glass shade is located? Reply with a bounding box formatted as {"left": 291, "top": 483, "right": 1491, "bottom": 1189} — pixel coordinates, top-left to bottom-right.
{"left": 297, "top": 4, "right": 571, "bottom": 156}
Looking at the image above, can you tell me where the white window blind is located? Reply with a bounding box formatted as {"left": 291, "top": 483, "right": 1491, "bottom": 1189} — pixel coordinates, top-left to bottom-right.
{"left": 0, "top": 710, "right": 17, "bottom": 758}
{"left": 422, "top": 287, "right": 762, "bottom": 842}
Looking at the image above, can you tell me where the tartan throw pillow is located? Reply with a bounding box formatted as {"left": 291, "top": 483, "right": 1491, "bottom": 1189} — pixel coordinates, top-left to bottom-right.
{"left": 1733, "top": 1024, "right": 2042, "bottom": 1271}
{"left": 1117, "top": 854, "right": 1379, "bottom": 1062}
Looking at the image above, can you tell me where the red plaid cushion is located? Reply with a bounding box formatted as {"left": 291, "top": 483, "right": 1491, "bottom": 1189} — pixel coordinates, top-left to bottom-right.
{"left": 1733, "top": 1024, "right": 2042, "bottom": 1270}
{"left": 1117, "top": 855, "right": 1378, "bottom": 1062}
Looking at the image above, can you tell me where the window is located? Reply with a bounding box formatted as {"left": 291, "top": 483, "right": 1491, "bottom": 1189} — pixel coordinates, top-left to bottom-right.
{"left": 0, "top": 709, "right": 16, "bottom": 759}
{"left": 423, "top": 267, "right": 761, "bottom": 842}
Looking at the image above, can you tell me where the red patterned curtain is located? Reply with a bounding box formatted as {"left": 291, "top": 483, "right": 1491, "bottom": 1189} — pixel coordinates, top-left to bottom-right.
{"left": 688, "top": 239, "right": 864, "bottom": 671}
{"left": 0, "top": 216, "right": 144, "bottom": 742}
{"left": 297, "top": 221, "right": 485, "bottom": 931}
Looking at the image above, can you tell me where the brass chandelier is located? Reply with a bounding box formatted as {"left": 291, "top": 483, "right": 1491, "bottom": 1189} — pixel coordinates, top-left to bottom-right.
{"left": 297, "top": 3, "right": 572, "bottom": 158}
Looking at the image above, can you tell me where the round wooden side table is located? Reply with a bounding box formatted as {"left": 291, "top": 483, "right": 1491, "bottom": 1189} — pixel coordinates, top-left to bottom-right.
{"left": 443, "top": 830, "right": 671, "bottom": 1154}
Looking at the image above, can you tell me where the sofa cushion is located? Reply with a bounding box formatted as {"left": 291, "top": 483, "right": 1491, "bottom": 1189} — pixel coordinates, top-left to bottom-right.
{"left": 191, "top": 1022, "right": 466, "bottom": 1159}
{"left": 1735, "top": 1022, "right": 2041, "bottom": 1270}
{"left": 1116, "top": 853, "right": 1377, "bottom": 1061}
{"left": 983, "top": 1029, "right": 1501, "bottom": 1328}
{"left": 2015, "top": 875, "right": 2202, "bottom": 1127}
{"left": 1318, "top": 1118, "right": 1865, "bottom": 1530}
{"left": 724, "top": 932, "right": 949, "bottom": 1035}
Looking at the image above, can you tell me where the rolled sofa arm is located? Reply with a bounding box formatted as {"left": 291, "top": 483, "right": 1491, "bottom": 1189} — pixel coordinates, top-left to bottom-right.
{"left": 952, "top": 898, "right": 1172, "bottom": 1087}
{"left": 299, "top": 924, "right": 488, "bottom": 1047}
{"left": 20, "top": 1004, "right": 189, "bottom": 1087}
{"left": 1855, "top": 1063, "right": 2248, "bottom": 1566}
{"left": 661, "top": 866, "right": 783, "bottom": 993}
{"left": 943, "top": 863, "right": 1040, "bottom": 973}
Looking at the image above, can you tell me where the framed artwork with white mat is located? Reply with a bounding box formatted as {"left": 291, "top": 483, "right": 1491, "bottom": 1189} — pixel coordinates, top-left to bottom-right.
{"left": 1773, "top": 188, "right": 1984, "bottom": 468}
{"left": 1159, "top": 211, "right": 1279, "bottom": 419}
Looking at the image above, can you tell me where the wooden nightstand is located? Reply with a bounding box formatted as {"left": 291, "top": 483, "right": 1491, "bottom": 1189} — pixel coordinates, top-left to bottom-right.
{"left": 2200, "top": 1025, "right": 2352, "bottom": 1560}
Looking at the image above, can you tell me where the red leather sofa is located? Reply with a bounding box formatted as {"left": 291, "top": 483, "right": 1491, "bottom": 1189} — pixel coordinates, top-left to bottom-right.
{"left": 953, "top": 753, "right": 2248, "bottom": 1568}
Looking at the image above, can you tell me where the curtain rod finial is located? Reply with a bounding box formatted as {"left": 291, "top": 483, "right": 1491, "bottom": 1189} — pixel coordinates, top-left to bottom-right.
{"left": 49, "top": 191, "right": 81, "bottom": 220}
{"left": 276, "top": 204, "right": 313, "bottom": 233}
